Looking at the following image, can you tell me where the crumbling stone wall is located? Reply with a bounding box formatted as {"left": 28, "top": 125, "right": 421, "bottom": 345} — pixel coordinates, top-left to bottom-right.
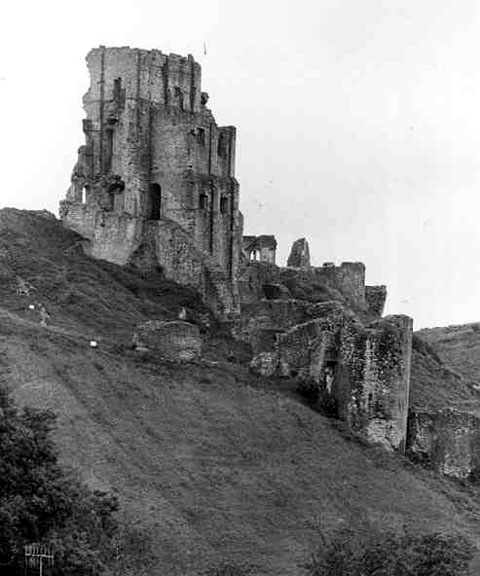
{"left": 133, "top": 320, "right": 201, "bottom": 362}
{"left": 274, "top": 302, "right": 357, "bottom": 380}
{"left": 242, "top": 235, "right": 277, "bottom": 264}
{"left": 234, "top": 299, "right": 312, "bottom": 354}
{"left": 356, "top": 315, "right": 413, "bottom": 451}
{"left": 64, "top": 208, "right": 238, "bottom": 316}
{"left": 237, "top": 261, "right": 280, "bottom": 306}
{"left": 233, "top": 298, "right": 353, "bottom": 353}
{"left": 252, "top": 303, "right": 413, "bottom": 451}
{"left": 238, "top": 259, "right": 368, "bottom": 312}
{"left": 60, "top": 46, "right": 242, "bottom": 317}
{"left": 147, "top": 220, "right": 239, "bottom": 317}
{"left": 365, "top": 285, "right": 387, "bottom": 318}
{"left": 280, "top": 262, "right": 367, "bottom": 310}
{"left": 407, "top": 408, "right": 480, "bottom": 479}
{"left": 287, "top": 237, "right": 310, "bottom": 268}
{"left": 67, "top": 209, "right": 144, "bottom": 266}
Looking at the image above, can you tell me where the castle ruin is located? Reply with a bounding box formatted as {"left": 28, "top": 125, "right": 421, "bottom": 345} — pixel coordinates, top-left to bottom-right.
{"left": 61, "top": 46, "right": 242, "bottom": 317}
{"left": 60, "top": 46, "right": 413, "bottom": 454}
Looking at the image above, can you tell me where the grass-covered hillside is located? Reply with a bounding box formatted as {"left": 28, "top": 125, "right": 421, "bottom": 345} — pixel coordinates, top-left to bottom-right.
{"left": 418, "top": 323, "right": 480, "bottom": 388}
{"left": 409, "top": 334, "right": 480, "bottom": 412}
{"left": 3, "top": 208, "right": 480, "bottom": 575}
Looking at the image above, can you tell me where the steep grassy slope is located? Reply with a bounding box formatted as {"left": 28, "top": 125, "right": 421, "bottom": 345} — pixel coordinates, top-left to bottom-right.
{"left": 418, "top": 323, "right": 480, "bottom": 386}
{"left": 3, "top": 208, "right": 480, "bottom": 575}
{"left": 0, "top": 209, "right": 211, "bottom": 344}
{"left": 409, "top": 334, "right": 480, "bottom": 411}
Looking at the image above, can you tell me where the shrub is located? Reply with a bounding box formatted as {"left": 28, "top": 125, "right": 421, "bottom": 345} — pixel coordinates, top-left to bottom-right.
{"left": 304, "top": 524, "right": 474, "bottom": 576}
{"left": 0, "top": 383, "right": 147, "bottom": 575}
{"left": 296, "top": 378, "right": 320, "bottom": 402}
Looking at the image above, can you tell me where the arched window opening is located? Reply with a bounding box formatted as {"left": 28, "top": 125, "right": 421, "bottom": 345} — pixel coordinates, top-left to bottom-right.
{"left": 197, "top": 128, "right": 206, "bottom": 146}
{"left": 199, "top": 193, "right": 208, "bottom": 210}
{"left": 105, "top": 129, "right": 114, "bottom": 173}
{"left": 113, "top": 78, "right": 122, "bottom": 100}
{"left": 81, "top": 185, "right": 89, "bottom": 204}
{"left": 220, "top": 196, "right": 228, "bottom": 214}
{"left": 324, "top": 360, "right": 336, "bottom": 394}
{"left": 148, "top": 183, "right": 162, "bottom": 220}
{"left": 175, "top": 87, "right": 184, "bottom": 111}
{"left": 217, "top": 132, "right": 227, "bottom": 158}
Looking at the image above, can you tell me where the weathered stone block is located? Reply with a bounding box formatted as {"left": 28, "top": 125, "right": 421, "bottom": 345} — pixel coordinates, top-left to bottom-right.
{"left": 279, "top": 262, "right": 367, "bottom": 311}
{"left": 237, "top": 261, "right": 280, "bottom": 306}
{"left": 365, "top": 285, "right": 387, "bottom": 318}
{"left": 232, "top": 299, "right": 342, "bottom": 348}
{"left": 358, "top": 315, "right": 413, "bottom": 451}
{"left": 276, "top": 309, "right": 413, "bottom": 451}
{"left": 408, "top": 408, "right": 480, "bottom": 479}
{"left": 287, "top": 237, "right": 310, "bottom": 268}
{"left": 133, "top": 320, "right": 201, "bottom": 362}
{"left": 250, "top": 351, "right": 278, "bottom": 377}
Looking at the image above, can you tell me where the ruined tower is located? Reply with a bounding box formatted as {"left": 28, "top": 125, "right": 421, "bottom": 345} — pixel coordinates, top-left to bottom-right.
{"left": 61, "top": 46, "right": 242, "bottom": 316}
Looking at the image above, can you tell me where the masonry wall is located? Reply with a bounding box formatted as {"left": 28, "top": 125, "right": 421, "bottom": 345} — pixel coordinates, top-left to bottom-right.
{"left": 276, "top": 302, "right": 356, "bottom": 380}
{"left": 78, "top": 47, "right": 239, "bottom": 273}
{"left": 281, "top": 263, "right": 367, "bottom": 309}
{"left": 233, "top": 298, "right": 356, "bottom": 353}
{"left": 273, "top": 307, "right": 413, "bottom": 451}
{"left": 238, "top": 260, "right": 368, "bottom": 311}
{"left": 133, "top": 320, "right": 202, "bottom": 362}
{"left": 146, "top": 220, "right": 239, "bottom": 316}
{"left": 237, "top": 262, "right": 280, "bottom": 305}
{"left": 365, "top": 285, "right": 387, "bottom": 318}
{"left": 233, "top": 299, "right": 313, "bottom": 346}
{"left": 407, "top": 408, "right": 480, "bottom": 479}
{"left": 350, "top": 316, "right": 413, "bottom": 451}
{"left": 61, "top": 46, "right": 242, "bottom": 316}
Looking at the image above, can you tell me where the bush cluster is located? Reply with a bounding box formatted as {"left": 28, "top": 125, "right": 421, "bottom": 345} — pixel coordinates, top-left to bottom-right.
{"left": 305, "top": 525, "right": 474, "bottom": 576}
{"left": 0, "top": 385, "right": 124, "bottom": 575}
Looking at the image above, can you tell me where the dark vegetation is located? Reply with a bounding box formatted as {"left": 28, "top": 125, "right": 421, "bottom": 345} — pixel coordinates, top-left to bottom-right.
{"left": 305, "top": 524, "right": 474, "bottom": 576}
{"left": 0, "top": 380, "right": 153, "bottom": 575}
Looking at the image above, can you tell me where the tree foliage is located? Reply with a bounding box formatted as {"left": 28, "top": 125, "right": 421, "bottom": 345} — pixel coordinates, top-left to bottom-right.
{"left": 305, "top": 524, "right": 474, "bottom": 576}
{"left": 0, "top": 385, "right": 121, "bottom": 575}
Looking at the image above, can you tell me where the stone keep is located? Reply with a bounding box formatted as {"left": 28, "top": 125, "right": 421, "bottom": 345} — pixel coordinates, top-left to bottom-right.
{"left": 60, "top": 46, "right": 242, "bottom": 317}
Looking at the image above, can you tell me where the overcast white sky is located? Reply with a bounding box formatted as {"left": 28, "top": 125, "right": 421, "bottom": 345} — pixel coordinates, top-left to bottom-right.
{"left": 1, "top": 0, "right": 479, "bottom": 329}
